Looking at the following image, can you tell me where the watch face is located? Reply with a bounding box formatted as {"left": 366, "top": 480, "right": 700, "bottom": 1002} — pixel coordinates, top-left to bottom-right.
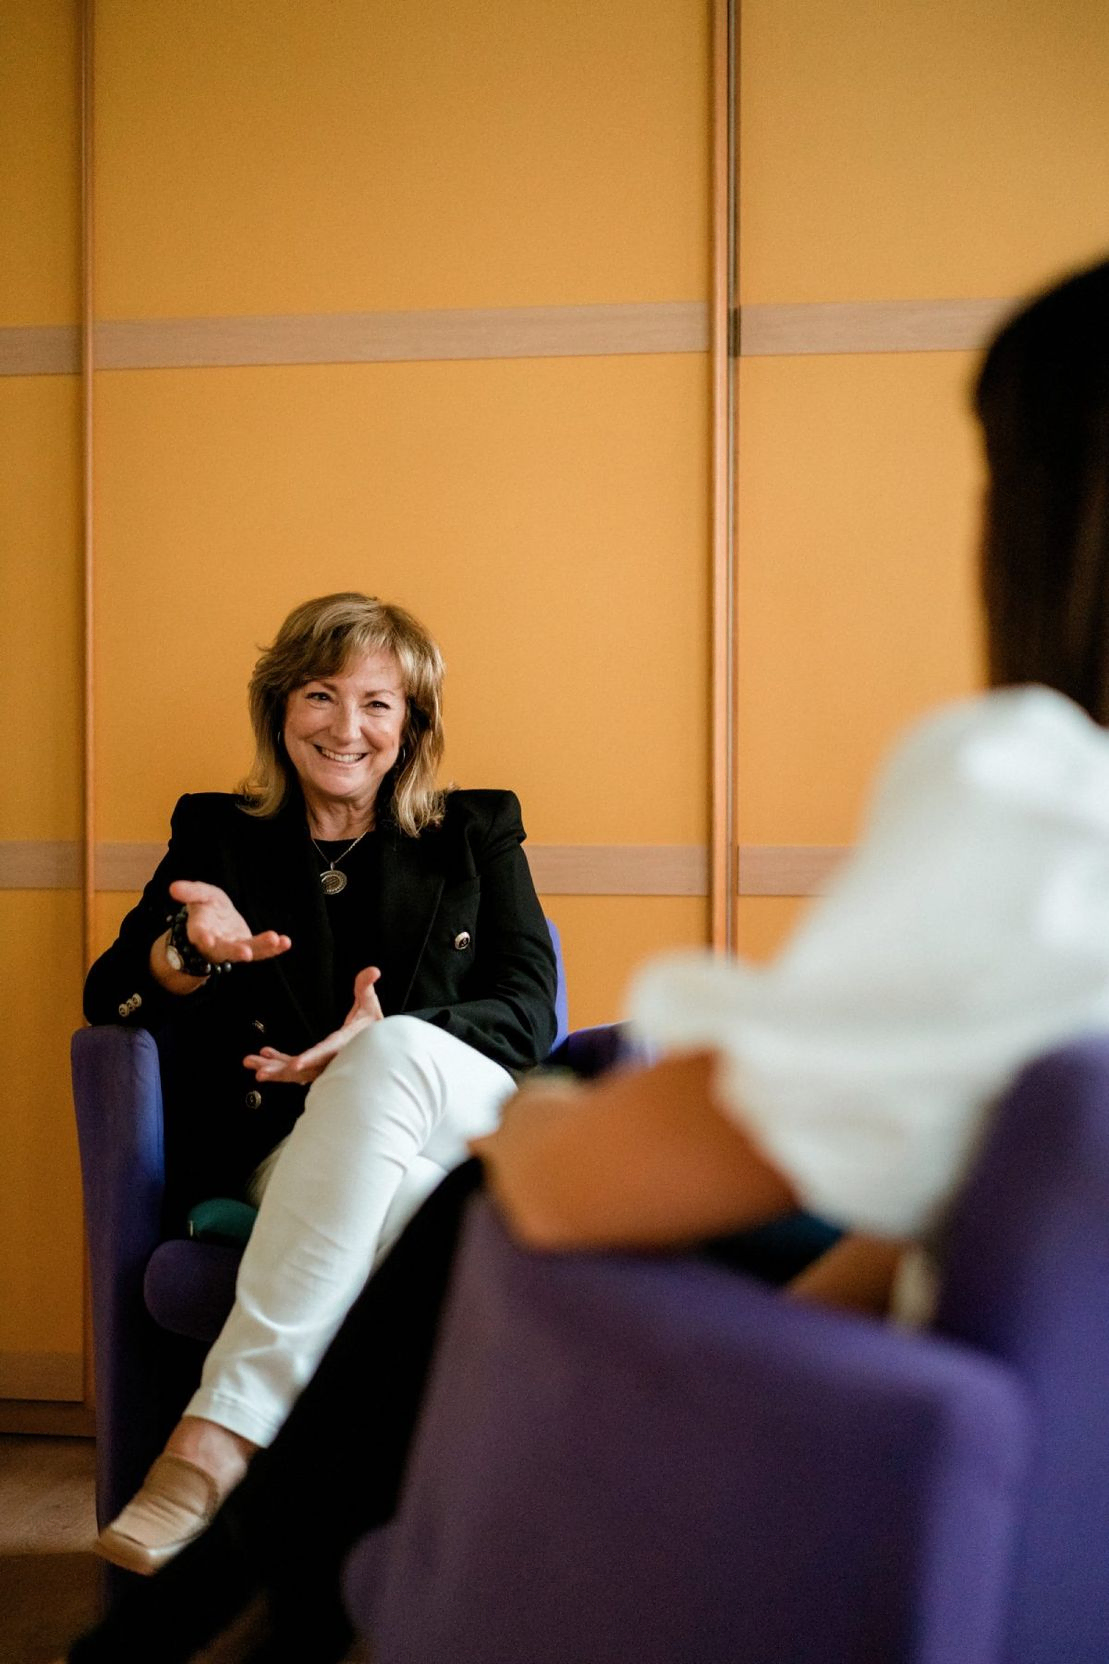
{"left": 166, "top": 940, "right": 184, "bottom": 972}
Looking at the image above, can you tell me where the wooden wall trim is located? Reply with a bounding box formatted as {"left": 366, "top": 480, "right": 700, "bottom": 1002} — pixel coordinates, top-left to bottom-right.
{"left": 709, "top": 0, "right": 737, "bottom": 950}
{"left": 0, "top": 841, "right": 82, "bottom": 887}
{"left": 1, "top": 840, "right": 850, "bottom": 897}
{"left": 92, "top": 841, "right": 165, "bottom": 890}
{"left": 0, "top": 324, "right": 80, "bottom": 376}
{"left": 529, "top": 845, "right": 709, "bottom": 896}
{"left": 1, "top": 295, "right": 1023, "bottom": 379}
{"left": 0, "top": 1400, "right": 95, "bottom": 1436}
{"left": 740, "top": 296, "right": 1014, "bottom": 357}
{"left": 95, "top": 302, "right": 710, "bottom": 368}
{"left": 0, "top": 1350, "right": 84, "bottom": 1402}
{"left": 0, "top": 303, "right": 708, "bottom": 377}
{"left": 736, "top": 844, "right": 847, "bottom": 895}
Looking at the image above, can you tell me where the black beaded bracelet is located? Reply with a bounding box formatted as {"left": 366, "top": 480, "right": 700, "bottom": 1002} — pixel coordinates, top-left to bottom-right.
{"left": 166, "top": 906, "right": 232, "bottom": 979}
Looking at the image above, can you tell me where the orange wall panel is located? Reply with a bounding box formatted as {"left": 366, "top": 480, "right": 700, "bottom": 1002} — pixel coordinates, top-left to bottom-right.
{"left": 740, "top": 0, "right": 1109, "bottom": 303}
{"left": 0, "top": 0, "right": 79, "bottom": 326}
{"left": 736, "top": 351, "right": 984, "bottom": 845}
{"left": 0, "top": 377, "right": 83, "bottom": 843}
{"left": 93, "top": 354, "right": 710, "bottom": 847}
{"left": 735, "top": 895, "right": 809, "bottom": 964}
{"left": 0, "top": 1, "right": 84, "bottom": 1402}
{"left": 541, "top": 895, "right": 709, "bottom": 1030}
{"left": 95, "top": 0, "right": 709, "bottom": 318}
{"left": 0, "top": 893, "right": 85, "bottom": 1363}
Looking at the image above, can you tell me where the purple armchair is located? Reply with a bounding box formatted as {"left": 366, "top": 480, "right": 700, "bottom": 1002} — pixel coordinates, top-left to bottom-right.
{"left": 344, "top": 1035, "right": 1109, "bottom": 1664}
{"left": 71, "top": 918, "right": 641, "bottom": 1532}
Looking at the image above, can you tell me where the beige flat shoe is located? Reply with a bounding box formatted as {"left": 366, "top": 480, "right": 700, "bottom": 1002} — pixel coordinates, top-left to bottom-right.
{"left": 96, "top": 1452, "right": 221, "bottom": 1576}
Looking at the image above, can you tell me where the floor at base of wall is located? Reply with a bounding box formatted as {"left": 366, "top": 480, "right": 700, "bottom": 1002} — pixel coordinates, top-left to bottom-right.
{"left": 0, "top": 1432, "right": 100, "bottom": 1663}
{"left": 0, "top": 1435, "right": 372, "bottom": 1663}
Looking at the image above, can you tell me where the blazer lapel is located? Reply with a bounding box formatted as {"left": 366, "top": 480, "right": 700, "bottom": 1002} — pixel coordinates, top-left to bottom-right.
{"left": 376, "top": 823, "right": 445, "bottom": 1012}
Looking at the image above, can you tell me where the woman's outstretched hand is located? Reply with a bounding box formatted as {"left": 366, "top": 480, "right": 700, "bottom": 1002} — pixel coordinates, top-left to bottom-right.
{"left": 244, "top": 965, "right": 384, "bottom": 1085}
{"left": 169, "top": 880, "right": 293, "bottom": 966}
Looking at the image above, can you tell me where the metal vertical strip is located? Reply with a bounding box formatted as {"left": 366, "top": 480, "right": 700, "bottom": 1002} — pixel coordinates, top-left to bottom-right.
{"left": 710, "top": 0, "right": 737, "bottom": 951}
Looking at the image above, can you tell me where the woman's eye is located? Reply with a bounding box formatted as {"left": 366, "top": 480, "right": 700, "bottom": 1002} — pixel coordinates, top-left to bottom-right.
{"left": 306, "top": 690, "right": 331, "bottom": 703}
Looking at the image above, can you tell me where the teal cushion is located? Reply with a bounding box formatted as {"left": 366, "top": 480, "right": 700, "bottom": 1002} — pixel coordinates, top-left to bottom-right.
{"left": 186, "top": 1196, "right": 259, "bottom": 1247}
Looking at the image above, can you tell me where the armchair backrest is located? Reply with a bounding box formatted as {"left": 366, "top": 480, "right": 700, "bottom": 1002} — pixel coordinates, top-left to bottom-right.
{"left": 934, "top": 1035, "right": 1109, "bottom": 1664}
{"left": 349, "top": 1198, "right": 1028, "bottom": 1664}
{"left": 544, "top": 916, "right": 569, "bottom": 1048}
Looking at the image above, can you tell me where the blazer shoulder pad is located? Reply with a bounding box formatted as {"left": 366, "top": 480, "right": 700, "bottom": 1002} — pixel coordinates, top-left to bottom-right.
{"left": 169, "top": 791, "right": 257, "bottom": 830}
{"left": 440, "top": 787, "right": 523, "bottom": 828}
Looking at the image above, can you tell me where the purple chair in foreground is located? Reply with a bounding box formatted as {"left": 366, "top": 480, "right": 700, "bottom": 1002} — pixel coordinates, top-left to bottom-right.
{"left": 344, "top": 1036, "right": 1109, "bottom": 1664}
{"left": 71, "top": 918, "right": 636, "bottom": 1533}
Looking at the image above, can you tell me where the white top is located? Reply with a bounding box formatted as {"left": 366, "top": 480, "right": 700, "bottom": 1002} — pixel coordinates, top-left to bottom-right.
{"left": 628, "top": 687, "right": 1109, "bottom": 1239}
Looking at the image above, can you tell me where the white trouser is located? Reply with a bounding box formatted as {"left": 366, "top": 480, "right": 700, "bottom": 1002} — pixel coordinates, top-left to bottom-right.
{"left": 185, "top": 1015, "right": 516, "bottom": 1446}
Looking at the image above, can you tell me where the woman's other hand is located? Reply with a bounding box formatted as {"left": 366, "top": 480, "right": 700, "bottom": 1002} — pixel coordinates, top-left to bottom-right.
{"left": 244, "top": 966, "right": 384, "bottom": 1085}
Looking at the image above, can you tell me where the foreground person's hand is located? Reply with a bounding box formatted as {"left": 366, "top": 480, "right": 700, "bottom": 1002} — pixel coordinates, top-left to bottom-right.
{"left": 472, "top": 1049, "right": 797, "bottom": 1252}
{"left": 244, "top": 965, "right": 384, "bottom": 1084}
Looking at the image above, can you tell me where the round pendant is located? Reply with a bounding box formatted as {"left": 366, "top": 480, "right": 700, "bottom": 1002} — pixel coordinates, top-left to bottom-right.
{"left": 320, "top": 869, "right": 347, "bottom": 896}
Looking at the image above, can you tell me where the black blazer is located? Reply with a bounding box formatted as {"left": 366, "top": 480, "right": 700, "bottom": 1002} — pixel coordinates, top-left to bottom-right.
{"left": 85, "top": 789, "right": 558, "bottom": 1216}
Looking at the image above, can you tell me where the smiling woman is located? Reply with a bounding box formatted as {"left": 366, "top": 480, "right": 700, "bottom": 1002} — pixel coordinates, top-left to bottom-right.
{"left": 284, "top": 656, "right": 408, "bottom": 838}
{"left": 82, "top": 591, "right": 558, "bottom": 1576}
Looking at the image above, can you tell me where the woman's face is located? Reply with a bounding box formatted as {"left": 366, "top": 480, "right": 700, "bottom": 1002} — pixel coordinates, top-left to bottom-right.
{"left": 283, "top": 648, "right": 408, "bottom": 820}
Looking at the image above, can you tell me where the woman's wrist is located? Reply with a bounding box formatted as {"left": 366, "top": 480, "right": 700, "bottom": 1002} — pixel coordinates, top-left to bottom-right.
{"left": 149, "top": 927, "right": 209, "bottom": 995}
{"left": 165, "top": 905, "right": 214, "bottom": 978}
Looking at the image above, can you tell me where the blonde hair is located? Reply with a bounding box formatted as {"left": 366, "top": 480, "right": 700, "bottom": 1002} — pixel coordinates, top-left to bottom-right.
{"left": 241, "top": 593, "right": 446, "bottom": 836}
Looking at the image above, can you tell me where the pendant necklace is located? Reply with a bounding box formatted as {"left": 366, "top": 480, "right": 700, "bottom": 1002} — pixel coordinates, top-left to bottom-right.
{"left": 311, "top": 825, "right": 372, "bottom": 896}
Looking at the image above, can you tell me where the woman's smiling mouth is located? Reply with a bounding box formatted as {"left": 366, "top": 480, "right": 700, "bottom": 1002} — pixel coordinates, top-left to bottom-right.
{"left": 316, "top": 746, "right": 368, "bottom": 764}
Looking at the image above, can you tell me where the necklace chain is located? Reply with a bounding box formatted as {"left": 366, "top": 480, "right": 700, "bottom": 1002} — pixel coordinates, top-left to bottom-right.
{"left": 311, "top": 825, "right": 372, "bottom": 895}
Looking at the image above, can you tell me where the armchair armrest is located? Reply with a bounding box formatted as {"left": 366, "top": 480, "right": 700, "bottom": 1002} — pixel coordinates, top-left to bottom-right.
{"left": 72, "top": 1024, "right": 170, "bottom": 1524}
{"left": 547, "top": 1022, "right": 654, "bottom": 1080}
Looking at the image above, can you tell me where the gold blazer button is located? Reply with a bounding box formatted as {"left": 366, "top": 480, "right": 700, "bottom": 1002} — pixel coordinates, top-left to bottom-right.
{"left": 453, "top": 931, "right": 472, "bottom": 950}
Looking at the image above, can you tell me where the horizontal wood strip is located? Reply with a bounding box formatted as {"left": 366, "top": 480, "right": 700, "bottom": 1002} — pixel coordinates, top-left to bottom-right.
{"left": 0, "top": 324, "right": 80, "bottom": 376}
{"left": 740, "top": 297, "right": 1014, "bottom": 357}
{"left": 0, "top": 1400, "right": 95, "bottom": 1434}
{"left": 0, "top": 303, "right": 707, "bottom": 377}
{"left": 95, "top": 302, "right": 710, "bottom": 369}
{"left": 0, "top": 841, "right": 82, "bottom": 887}
{"left": 736, "top": 845, "right": 848, "bottom": 896}
{"left": 530, "top": 845, "right": 708, "bottom": 896}
{"left": 1, "top": 841, "right": 849, "bottom": 897}
{"left": 0, "top": 1350, "right": 84, "bottom": 1403}
{"left": 95, "top": 841, "right": 165, "bottom": 890}
{"left": 2, "top": 296, "right": 1025, "bottom": 378}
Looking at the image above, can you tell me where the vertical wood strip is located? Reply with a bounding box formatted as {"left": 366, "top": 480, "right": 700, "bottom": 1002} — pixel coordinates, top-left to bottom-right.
{"left": 80, "top": 0, "right": 95, "bottom": 972}
{"left": 79, "top": 0, "right": 96, "bottom": 1418}
{"left": 727, "top": 0, "right": 741, "bottom": 955}
{"left": 709, "top": 0, "right": 735, "bottom": 953}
